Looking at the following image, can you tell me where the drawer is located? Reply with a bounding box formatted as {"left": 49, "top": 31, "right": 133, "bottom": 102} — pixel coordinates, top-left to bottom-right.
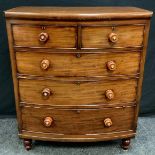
{"left": 21, "top": 106, "right": 135, "bottom": 135}
{"left": 16, "top": 52, "right": 140, "bottom": 77}
{"left": 19, "top": 79, "right": 137, "bottom": 106}
{"left": 12, "top": 25, "right": 76, "bottom": 48}
{"left": 82, "top": 25, "right": 144, "bottom": 48}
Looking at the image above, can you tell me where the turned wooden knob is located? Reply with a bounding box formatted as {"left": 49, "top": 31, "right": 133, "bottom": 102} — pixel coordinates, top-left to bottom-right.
{"left": 106, "top": 61, "right": 116, "bottom": 71}
{"left": 109, "top": 32, "right": 118, "bottom": 43}
{"left": 105, "top": 89, "right": 114, "bottom": 100}
{"left": 39, "top": 32, "right": 49, "bottom": 43}
{"left": 42, "top": 88, "right": 52, "bottom": 99}
{"left": 43, "top": 117, "right": 53, "bottom": 127}
{"left": 40, "top": 59, "right": 50, "bottom": 70}
{"left": 104, "top": 118, "right": 112, "bottom": 127}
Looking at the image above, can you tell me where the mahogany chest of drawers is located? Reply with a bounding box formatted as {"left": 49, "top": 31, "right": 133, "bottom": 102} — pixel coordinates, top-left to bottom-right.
{"left": 5, "top": 7, "right": 153, "bottom": 150}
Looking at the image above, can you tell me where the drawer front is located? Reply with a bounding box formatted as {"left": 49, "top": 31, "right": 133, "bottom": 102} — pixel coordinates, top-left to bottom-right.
{"left": 21, "top": 106, "right": 135, "bottom": 135}
{"left": 19, "top": 79, "right": 137, "bottom": 106}
{"left": 12, "top": 25, "right": 76, "bottom": 48}
{"left": 16, "top": 52, "right": 140, "bottom": 77}
{"left": 82, "top": 25, "right": 144, "bottom": 48}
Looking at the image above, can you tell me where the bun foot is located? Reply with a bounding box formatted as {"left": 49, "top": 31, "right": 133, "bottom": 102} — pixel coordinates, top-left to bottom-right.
{"left": 121, "top": 138, "right": 131, "bottom": 150}
{"left": 23, "top": 139, "right": 32, "bottom": 151}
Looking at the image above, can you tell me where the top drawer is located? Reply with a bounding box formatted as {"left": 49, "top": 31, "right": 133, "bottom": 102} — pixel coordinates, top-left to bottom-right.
{"left": 81, "top": 25, "right": 144, "bottom": 49}
{"left": 12, "top": 25, "right": 76, "bottom": 48}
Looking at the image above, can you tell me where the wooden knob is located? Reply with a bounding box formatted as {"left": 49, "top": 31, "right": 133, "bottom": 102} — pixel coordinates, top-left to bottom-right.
{"left": 42, "top": 88, "right": 51, "bottom": 99}
{"left": 40, "top": 59, "right": 50, "bottom": 70}
{"left": 104, "top": 118, "right": 112, "bottom": 127}
{"left": 39, "top": 32, "right": 49, "bottom": 43}
{"left": 105, "top": 89, "right": 114, "bottom": 100}
{"left": 109, "top": 32, "right": 118, "bottom": 43}
{"left": 106, "top": 61, "right": 116, "bottom": 71}
{"left": 43, "top": 117, "right": 53, "bottom": 127}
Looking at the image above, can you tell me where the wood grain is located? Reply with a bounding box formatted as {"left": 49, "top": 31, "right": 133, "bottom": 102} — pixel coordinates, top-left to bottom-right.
{"left": 82, "top": 25, "right": 144, "bottom": 48}
{"left": 5, "top": 7, "right": 153, "bottom": 20}
{"left": 21, "top": 106, "right": 135, "bottom": 135}
{"left": 6, "top": 20, "right": 22, "bottom": 131}
{"left": 5, "top": 6, "right": 152, "bottom": 148}
{"left": 12, "top": 25, "right": 76, "bottom": 48}
{"left": 16, "top": 52, "right": 140, "bottom": 77}
{"left": 19, "top": 79, "right": 137, "bottom": 106}
{"left": 134, "top": 20, "right": 151, "bottom": 130}
{"left": 19, "top": 130, "right": 135, "bottom": 142}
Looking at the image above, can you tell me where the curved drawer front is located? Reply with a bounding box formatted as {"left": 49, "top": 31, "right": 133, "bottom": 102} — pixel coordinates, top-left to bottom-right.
{"left": 82, "top": 25, "right": 144, "bottom": 48}
{"left": 16, "top": 52, "right": 140, "bottom": 77}
{"left": 21, "top": 106, "right": 135, "bottom": 135}
{"left": 12, "top": 25, "right": 76, "bottom": 48}
{"left": 19, "top": 79, "right": 137, "bottom": 106}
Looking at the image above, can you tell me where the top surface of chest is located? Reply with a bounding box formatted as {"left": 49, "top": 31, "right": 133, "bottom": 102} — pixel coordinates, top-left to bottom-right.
{"left": 5, "top": 6, "right": 153, "bottom": 20}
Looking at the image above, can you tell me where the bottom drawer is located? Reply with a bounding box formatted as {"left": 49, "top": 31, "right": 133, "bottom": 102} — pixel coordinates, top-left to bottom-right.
{"left": 21, "top": 106, "right": 135, "bottom": 135}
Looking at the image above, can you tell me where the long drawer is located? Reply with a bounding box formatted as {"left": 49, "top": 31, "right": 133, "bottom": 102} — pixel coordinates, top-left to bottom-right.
{"left": 19, "top": 79, "right": 137, "bottom": 106}
{"left": 16, "top": 52, "right": 140, "bottom": 77}
{"left": 21, "top": 106, "right": 135, "bottom": 135}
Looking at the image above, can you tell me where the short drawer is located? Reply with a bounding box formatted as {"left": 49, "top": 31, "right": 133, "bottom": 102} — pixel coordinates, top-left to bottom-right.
{"left": 12, "top": 25, "right": 76, "bottom": 48}
{"left": 16, "top": 51, "right": 140, "bottom": 77}
{"left": 21, "top": 106, "right": 135, "bottom": 135}
{"left": 19, "top": 79, "right": 137, "bottom": 106}
{"left": 82, "top": 25, "right": 144, "bottom": 48}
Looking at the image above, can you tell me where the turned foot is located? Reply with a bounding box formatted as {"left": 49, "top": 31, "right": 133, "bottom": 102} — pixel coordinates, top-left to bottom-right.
{"left": 23, "top": 139, "right": 32, "bottom": 151}
{"left": 121, "top": 138, "right": 131, "bottom": 150}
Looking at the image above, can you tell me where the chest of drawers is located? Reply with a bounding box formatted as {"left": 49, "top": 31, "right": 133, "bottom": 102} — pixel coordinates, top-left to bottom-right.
{"left": 5, "top": 7, "right": 153, "bottom": 150}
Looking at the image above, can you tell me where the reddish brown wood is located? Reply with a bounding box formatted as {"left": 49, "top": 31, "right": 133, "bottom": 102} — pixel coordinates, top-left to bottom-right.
{"left": 16, "top": 52, "right": 140, "bottom": 77}
{"left": 21, "top": 106, "right": 135, "bottom": 135}
{"left": 39, "top": 32, "right": 49, "bottom": 43}
{"left": 4, "top": 7, "right": 153, "bottom": 20}
{"left": 23, "top": 139, "right": 32, "bottom": 151}
{"left": 40, "top": 59, "right": 50, "bottom": 70}
{"left": 43, "top": 117, "right": 53, "bottom": 127}
{"left": 105, "top": 90, "right": 115, "bottom": 100}
{"left": 18, "top": 79, "right": 137, "bottom": 106}
{"left": 109, "top": 32, "right": 118, "bottom": 43}
{"left": 121, "top": 138, "right": 131, "bottom": 150}
{"left": 12, "top": 25, "right": 76, "bottom": 48}
{"left": 104, "top": 118, "right": 113, "bottom": 127}
{"left": 5, "top": 6, "right": 153, "bottom": 150}
{"left": 106, "top": 60, "right": 116, "bottom": 71}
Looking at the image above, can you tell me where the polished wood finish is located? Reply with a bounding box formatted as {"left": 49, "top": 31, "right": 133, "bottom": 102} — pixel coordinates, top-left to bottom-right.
{"left": 105, "top": 90, "right": 115, "bottom": 100}
{"left": 23, "top": 139, "right": 32, "bottom": 151}
{"left": 106, "top": 60, "right": 116, "bottom": 71}
{"left": 5, "top": 6, "right": 152, "bottom": 150}
{"left": 121, "top": 138, "right": 131, "bottom": 150}
{"left": 16, "top": 52, "right": 140, "bottom": 77}
{"left": 82, "top": 25, "right": 144, "bottom": 48}
{"left": 19, "top": 79, "right": 137, "bottom": 106}
{"left": 5, "top": 7, "right": 153, "bottom": 20}
{"left": 109, "top": 32, "right": 118, "bottom": 43}
{"left": 43, "top": 117, "right": 53, "bottom": 127}
{"left": 21, "top": 106, "right": 135, "bottom": 135}
{"left": 12, "top": 25, "right": 76, "bottom": 48}
{"left": 104, "top": 118, "right": 113, "bottom": 127}
{"left": 39, "top": 32, "right": 49, "bottom": 43}
{"left": 42, "top": 88, "right": 52, "bottom": 100}
{"left": 40, "top": 59, "right": 50, "bottom": 70}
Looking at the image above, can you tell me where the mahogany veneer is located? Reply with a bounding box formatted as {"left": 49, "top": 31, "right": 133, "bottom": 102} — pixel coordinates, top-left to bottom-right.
{"left": 5, "top": 7, "right": 153, "bottom": 150}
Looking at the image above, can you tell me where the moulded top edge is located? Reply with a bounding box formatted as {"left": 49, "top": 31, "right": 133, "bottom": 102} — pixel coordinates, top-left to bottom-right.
{"left": 4, "top": 6, "right": 153, "bottom": 20}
